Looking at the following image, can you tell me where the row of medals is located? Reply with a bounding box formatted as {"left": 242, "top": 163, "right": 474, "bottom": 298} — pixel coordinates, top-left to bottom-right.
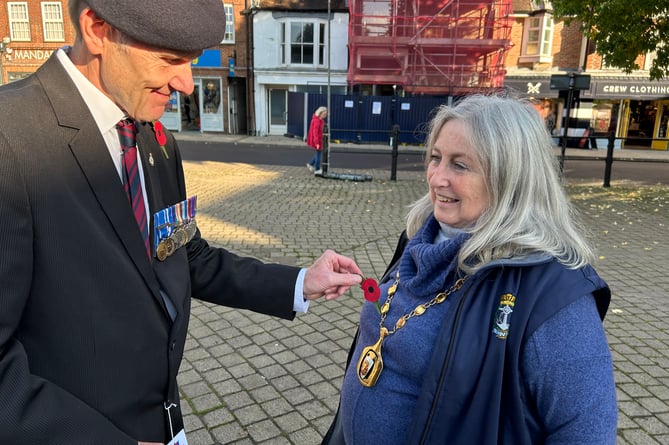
{"left": 156, "top": 219, "right": 197, "bottom": 261}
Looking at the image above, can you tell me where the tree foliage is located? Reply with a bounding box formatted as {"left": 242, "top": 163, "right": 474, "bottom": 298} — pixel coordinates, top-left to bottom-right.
{"left": 549, "top": 0, "right": 669, "bottom": 80}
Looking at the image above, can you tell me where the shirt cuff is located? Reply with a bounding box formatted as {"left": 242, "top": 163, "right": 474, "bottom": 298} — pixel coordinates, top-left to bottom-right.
{"left": 293, "top": 268, "right": 310, "bottom": 313}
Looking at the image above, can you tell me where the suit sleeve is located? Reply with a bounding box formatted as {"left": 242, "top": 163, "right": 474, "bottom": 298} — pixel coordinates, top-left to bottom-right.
{"left": 0, "top": 134, "right": 136, "bottom": 444}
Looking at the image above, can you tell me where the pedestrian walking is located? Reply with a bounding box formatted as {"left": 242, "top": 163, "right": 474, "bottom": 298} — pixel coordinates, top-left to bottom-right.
{"left": 307, "top": 106, "right": 328, "bottom": 175}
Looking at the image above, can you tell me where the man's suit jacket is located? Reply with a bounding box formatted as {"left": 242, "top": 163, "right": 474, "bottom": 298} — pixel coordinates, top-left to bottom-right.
{"left": 0, "top": 54, "right": 300, "bottom": 444}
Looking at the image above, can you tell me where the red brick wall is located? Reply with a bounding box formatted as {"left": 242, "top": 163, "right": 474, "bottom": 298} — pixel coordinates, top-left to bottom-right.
{"left": 0, "top": 0, "right": 76, "bottom": 81}
{"left": 506, "top": 15, "right": 584, "bottom": 71}
{"left": 551, "top": 20, "right": 582, "bottom": 70}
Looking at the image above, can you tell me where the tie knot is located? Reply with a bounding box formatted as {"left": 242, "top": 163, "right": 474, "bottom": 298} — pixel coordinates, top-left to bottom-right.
{"left": 117, "top": 119, "right": 137, "bottom": 152}
{"left": 117, "top": 118, "right": 136, "bottom": 132}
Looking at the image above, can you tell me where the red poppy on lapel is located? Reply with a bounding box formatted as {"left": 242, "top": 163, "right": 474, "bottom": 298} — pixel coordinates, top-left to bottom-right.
{"left": 152, "top": 121, "right": 169, "bottom": 159}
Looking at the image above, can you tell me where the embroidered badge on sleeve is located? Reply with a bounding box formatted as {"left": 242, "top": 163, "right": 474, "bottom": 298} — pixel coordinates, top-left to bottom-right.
{"left": 492, "top": 293, "right": 516, "bottom": 339}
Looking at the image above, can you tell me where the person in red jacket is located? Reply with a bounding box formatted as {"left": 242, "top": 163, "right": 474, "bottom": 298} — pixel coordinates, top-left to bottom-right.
{"left": 306, "top": 106, "right": 328, "bottom": 175}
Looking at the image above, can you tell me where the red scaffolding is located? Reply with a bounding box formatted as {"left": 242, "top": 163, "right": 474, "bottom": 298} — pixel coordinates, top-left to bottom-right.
{"left": 348, "top": 0, "right": 513, "bottom": 94}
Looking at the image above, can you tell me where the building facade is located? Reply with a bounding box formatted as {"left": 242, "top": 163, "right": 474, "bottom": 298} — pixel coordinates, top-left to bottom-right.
{"left": 0, "top": 1, "right": 75, "bottom": 84}
{"left": 247, "top": 0, "right": 349, "bottom": 136}
{"left": 505, "top": 0, "right": 669, "bottom": 150}
{"left": 160, "top": 0, "right": 248, "bottom": 134}
{"left": 0, "top": 0, "right": 247, "bottom": 134}
{"left": 6, "top": 1, "right": 668, "bottom": 147}
{"left": 347, "top": 0, "right": 513, "bottom": 95}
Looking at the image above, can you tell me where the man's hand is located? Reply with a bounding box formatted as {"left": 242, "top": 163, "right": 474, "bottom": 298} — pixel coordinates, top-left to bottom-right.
{"left": 303, "top": 250, "right": 363, "bottom": 301}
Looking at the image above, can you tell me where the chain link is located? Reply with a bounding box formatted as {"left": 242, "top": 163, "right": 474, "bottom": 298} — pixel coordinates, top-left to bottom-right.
{"left": 379, "top": 271, "right": 467, "bottom": 337}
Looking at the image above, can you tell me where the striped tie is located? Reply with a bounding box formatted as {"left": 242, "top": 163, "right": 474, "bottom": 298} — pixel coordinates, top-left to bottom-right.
{"left": 117, "top": 119, "right": 150, "bottom": 258}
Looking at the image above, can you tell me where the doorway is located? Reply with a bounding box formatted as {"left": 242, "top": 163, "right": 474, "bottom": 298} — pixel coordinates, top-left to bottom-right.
{"left": 269, "top": 88, "right": 288, "bottom": 135}
{"left": 625, "top": 100, "right": 655, "bottom": 147}
{"left": 200, "top": 77, "right": 224, "bottom": 132}
{"left": 181, "top": 86, "right": 199, "bottom": 131}
{"left": 228, "top": 78, "right": 247, "bottom": 135}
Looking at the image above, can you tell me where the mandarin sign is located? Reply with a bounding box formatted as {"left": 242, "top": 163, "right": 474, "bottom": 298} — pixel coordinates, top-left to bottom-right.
{"left": 12, "top": 49, "right": 55, "bottom": 62}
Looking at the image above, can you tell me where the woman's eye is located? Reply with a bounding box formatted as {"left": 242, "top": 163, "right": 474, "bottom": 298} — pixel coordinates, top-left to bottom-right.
{"left": 452, "top": 161, "right": 468, "bottom": 171}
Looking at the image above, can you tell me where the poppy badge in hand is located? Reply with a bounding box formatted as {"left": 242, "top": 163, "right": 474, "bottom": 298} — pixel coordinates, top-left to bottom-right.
{"left": 152, "top": 120, "right": 169, "bottom": 159}
{"left": 361, "top": 278, "right": 382, "bottom": 314}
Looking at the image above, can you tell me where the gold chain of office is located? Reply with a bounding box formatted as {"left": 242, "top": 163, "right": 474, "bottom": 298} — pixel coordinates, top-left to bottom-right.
{"left": 356, "top": 269, "right": 467, "bottom": 387}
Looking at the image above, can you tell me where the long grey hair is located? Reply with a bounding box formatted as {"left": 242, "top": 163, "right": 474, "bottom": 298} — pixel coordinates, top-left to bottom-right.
{"left": 406, "top": 94, "right": 596, "bottom": 274}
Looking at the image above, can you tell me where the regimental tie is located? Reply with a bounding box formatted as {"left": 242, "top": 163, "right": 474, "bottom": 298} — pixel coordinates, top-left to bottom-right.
{"left": 117, "top": 119, "right": 151, "bottom": 259}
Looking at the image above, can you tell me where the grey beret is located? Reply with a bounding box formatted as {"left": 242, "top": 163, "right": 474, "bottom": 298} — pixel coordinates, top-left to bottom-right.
{"left": 86, "top": 0, "right": 227, "bottom": 52}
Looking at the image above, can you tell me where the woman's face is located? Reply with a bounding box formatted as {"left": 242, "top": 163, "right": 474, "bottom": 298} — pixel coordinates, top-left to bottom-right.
{"left": 427, "top": 119, "right": 490, "bottom": 228}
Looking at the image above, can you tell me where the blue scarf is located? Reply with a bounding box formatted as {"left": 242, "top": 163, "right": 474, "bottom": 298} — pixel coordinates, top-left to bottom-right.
{"left": 398, "top": 216, "right": 468, "bottom": 298}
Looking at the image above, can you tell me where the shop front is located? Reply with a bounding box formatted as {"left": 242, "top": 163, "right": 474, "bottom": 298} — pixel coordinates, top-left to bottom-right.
{"left": 161, "top": 50, "right": 225, "bottom": 133}
{"left": 506, "top": 74, "right": 669, "bottom": 150}
{"left": 586, "top": 79, "right": 669, "bottom": 150}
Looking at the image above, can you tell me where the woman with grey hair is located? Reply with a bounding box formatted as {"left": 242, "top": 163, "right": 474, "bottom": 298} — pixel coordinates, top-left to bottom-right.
{"left": 323, "top": 95, "right": 617, "bottom": 445}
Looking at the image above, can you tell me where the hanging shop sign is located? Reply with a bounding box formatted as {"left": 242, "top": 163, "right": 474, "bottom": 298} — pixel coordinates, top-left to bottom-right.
{"left": 504, "top": 76, "right": 558, "bottom": 98}
{"left": 192, "top": 49, "right": 222, "bottom": 68}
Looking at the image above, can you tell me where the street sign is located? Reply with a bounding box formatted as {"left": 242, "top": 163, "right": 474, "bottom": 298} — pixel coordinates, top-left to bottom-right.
{"left": 550, "top": 74, "right": 591, "bottom": 90}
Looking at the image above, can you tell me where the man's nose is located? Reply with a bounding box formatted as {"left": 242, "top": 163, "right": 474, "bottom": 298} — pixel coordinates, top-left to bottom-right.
{"left": 170, "top": 63, "right": 195, "bottom": 95}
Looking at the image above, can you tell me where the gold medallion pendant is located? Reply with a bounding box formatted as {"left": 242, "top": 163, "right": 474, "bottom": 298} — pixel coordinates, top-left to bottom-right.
{"left": 357, "top": 327, "right": 388, "bottom": 387}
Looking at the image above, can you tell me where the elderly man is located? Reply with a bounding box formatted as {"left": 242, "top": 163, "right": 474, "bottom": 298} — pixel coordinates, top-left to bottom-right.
{"left": 0, "top": 1, "right": 362, "bottom": 444}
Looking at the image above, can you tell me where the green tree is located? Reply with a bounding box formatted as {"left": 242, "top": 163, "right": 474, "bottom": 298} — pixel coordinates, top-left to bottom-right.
{"left": 550, "top": 0, "right": 669, "bottom": 80}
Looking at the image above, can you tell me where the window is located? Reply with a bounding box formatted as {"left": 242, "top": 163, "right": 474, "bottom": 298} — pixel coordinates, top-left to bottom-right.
{"left": 280, "top": 20, "right": 327, "bottom": 66}
{"left": 222, "top": 4, "right": 234, "bottom": 43}
{"left": 519, "top": 13, "right": 553, "bottom": 63}
{"left": 42, "top": 2, "right": 65, "bottom": 42}
{"left": 644, "top": 50, "right": 657, "bottom": 71}
{"left": 8, "top": 2, "right": 30, "bottom": 41}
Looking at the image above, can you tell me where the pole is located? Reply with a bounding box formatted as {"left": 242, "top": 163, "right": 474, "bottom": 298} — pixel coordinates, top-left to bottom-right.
{"left": 559, "top": 73, "right": 576, "bottom": 175}
{"left": 323, "top": 0, "right": 332, "bottom": 175}
{"left": 390, "top": 124, "right": 399, "bottom": 181}
{"left": 603, "top": 131, "right": 615, "bottom": 188}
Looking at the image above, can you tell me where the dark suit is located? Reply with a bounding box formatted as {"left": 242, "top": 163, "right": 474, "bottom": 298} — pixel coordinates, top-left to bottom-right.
{"left": 0, "top": 54, "right": 299, "bottom": 444}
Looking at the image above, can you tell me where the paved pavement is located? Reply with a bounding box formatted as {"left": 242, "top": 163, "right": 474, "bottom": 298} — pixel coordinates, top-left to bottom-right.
{"left": 173, "top": 132, "right": 669, "bottom": 444}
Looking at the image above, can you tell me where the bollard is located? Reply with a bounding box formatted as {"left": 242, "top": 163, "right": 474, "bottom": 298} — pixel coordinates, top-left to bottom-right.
{"left": 321, "top": 124, "right": 330, "bottom": 175}
{"left": 390, "top": 124, "right": 400, "bottom": 181}
{"left": 603, "top": 131, "right": 615, "bottom": 188}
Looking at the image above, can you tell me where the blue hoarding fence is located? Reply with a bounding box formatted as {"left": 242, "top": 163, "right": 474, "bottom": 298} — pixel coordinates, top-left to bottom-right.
{"left": 288, "top": 92, "right": 449, "bottom": 147}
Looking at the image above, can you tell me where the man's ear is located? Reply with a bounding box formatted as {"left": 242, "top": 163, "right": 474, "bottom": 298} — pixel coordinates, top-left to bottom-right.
{"left": 78, "top": 7, "right": 111, "bottom": 56}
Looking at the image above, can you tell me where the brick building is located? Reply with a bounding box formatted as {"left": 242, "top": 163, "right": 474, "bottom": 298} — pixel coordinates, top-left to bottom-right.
{"left": 4, "top": 1, "right": 669, "bottom": 147}
{"left": 159, "top": 0, "right": 250, "bottom": 134}
{"left": 0, "top": 1, "right": 75, "bottom": 84}
{"left": 0, "top": 0, "right": 248, "bottom": 134}
{"left": 505, "top": 0, "right": 669, "bottom": 150}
